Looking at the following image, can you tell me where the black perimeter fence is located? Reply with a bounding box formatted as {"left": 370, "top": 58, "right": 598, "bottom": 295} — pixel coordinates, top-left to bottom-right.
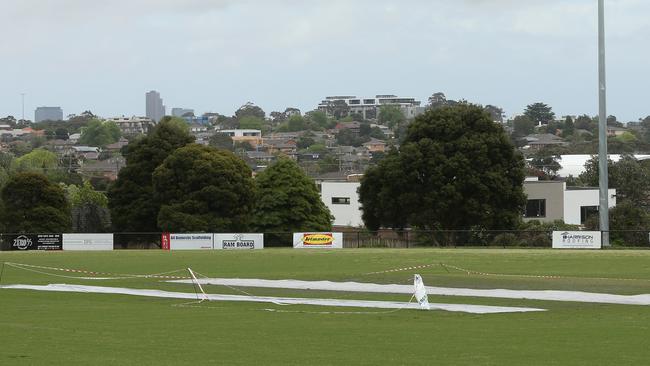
{"left": 1, "top": 230, "right": 650, "bottom": 250}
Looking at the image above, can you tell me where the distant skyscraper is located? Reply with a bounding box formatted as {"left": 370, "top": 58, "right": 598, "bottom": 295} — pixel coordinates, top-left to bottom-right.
{"left": 146, "top": 90, "right": 165, "bottom": 122}
{"left": 34, "top": 106, "right": 63, "bottom": 122}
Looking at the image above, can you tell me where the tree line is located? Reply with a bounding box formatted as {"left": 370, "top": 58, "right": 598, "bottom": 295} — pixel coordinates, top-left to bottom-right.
{"left": 0, "top": 117, "right": 332, "bottom": 236}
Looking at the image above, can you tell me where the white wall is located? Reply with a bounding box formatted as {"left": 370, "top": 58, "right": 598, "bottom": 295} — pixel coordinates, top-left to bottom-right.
{"left": 320, "top": 182, "right": 363, "bottom": 227}
{"left": 564, "top": 188, "right": 616, "bottom": 225}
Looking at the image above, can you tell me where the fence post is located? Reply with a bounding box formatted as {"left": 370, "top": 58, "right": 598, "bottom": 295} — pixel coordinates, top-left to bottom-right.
{"left": 406, "top": 231, "right": 410, "bottom": 248}
{"left": 357, "top": 231, "right": 360, "bottom": 248}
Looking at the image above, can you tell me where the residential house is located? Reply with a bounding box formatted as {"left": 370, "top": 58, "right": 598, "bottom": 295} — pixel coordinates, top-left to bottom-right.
{"left": 80, "top": 157, "right": 125, "bottom": 181}
{"left": 607, "top": 126, "right": 628, "bottom": 137}
{"left": 105, "top": 137, "right": 129, "bottom": 155}
{"left": 246, "top": 151, "right": 276, "bottom": 164}
{"left": 335, "top": 121, "right": 362, "bottom": 135}
{"left": 317, "top": 95, "right": 422, "bottom": 120}
{"left": 362, "top": 138, "right": 387, "bottom": 153}
{"left": 522, "top": 133, "right": 567, "bottom": 150}
{"left": 70, "top": 146, "right": 101, "bottom": 160}
{"left": 262, "top": 138, "right": 297, "bottom": 155}
{"left": 189, "top": 123, "right": 209, "bottom": 133}
{"left": 218, "top": 129, "right": 263, "bottom": 148}
{"left": 69, "top": 133, "right": 81, "bottom": 144}
{"left": 314, "top": 177, "right": 617, "bottom": 228}
{"left": 106, "top": 116, "right": 155, "bottom": 136}
{"left": 523, "top": 178, "right": 616, "bottom": 225}
{"left": 45, "top": 139, "right": 75, "bottom": 154}
{"left": 370, "top": 124, "right": 394, "bottom": 138}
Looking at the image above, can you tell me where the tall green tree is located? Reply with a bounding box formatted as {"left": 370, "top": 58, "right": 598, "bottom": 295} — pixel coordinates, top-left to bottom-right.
{"left": 563, "top": 116, "right": 575, "bottom": 137}
{"left": 484, "top": 105, "right": 504, "bottom": 123}
{"left": 325, "top": 100, "right": 350, "bottom": 120}
{"left": 108, "top": 117, "right": 195, "bottom": 232}
{"left": 358, "top": 149, "right": 410, "bottom": 231}
{"left": 287, "top": 115, "right": 307, "bottom": 132}
{"left": 512, "top": 115, "right": 535, "bottom": 137}
{"left": 11, "top": 148, "right": 58, "bottom": 173}
{"left": 524, "top": 102, "right": 555, "bottom": 125}
{"left": 579, "top": 155, "right": 650, "bottom": 207}
{"left": 377, "top": 105, "right": 406, "bottom": 129}
{"left": 574, "top": 114, "right": 595, "bottom": 131}
{"left": 153, "top": 144, "right": 255, "bottom": 232}
{"left": 238, "top": 116, "right": 264, "bottom": 130}
{"left": 528, "top": 151, "right": 562, "bottom": 180}
{"left": 235, "top": 102, "right": 265, "bottom": 120}
{"left": 360, "top": 104, "right": 526, "bottom": 231}
{"left": 1, "top": 172, "right": 71, "bottom": 232}
{"left": 306, "top": 110, "right": 331, "bottom": 129}
{"left": 253, "top": 159, "right": 332, "bottom": 232}
{"left": 67, "top": 181, "right": 110, "bottom": 233}
{"left": 78, "top": 119, "right": 121, "bottom": 147}
{"left": 208, "top": 133, "right": 234, "bottom": 151}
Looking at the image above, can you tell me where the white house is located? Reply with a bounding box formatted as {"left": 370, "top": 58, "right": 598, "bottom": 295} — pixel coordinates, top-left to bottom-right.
{"left": 320, "top": 182, "right": 363, "bottom": 227}
{"left": 319, "top": 179, "right": 616, "bottom": 228}
{"left": 564, "top": 186, "right": 617, "bottom": 225}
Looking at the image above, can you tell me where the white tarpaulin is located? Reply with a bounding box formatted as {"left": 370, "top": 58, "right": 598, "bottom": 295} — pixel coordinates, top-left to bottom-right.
{"left": 170, "top": 277, "right": 650, "bottom": 306}
{"left": 62, "top": 234, "right": 114, "bottom": 251}
{"left": 170, "top": 233, "right": 213, "bottom": 250}
{"left": 0, "top": 284, "right": 545, "bottom": 314}
{"left": 214, "top": 234, "right": 263, "bottom": 250}
{"left": 293, "top": 232, "right": 343, "bottom": 249}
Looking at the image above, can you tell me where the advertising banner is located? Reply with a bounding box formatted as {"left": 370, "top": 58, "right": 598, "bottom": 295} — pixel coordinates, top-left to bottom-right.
{"left": 214, "top": 234, "right": 264, "bottom": 250}
{"left": 161, "top": 232, "right": 171, "bottom": 250}
{"left": 169, "top": 233, "right": 213, "bottom": 250}
{"left": 62, "top": 234, "right": 114, "bottom": 251}
{"left": 293, "top": 232, "right": 343, "bottom": 249}
{"left": 552, "top": 231, "right": 602, "bottom": 249}
{"left": 7, "top": 234, "right": 63, "bottom": 251}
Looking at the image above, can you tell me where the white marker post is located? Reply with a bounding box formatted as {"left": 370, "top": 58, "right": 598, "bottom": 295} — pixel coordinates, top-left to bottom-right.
{"left": 187, "top": 268, "right": 209, "bottom": 301}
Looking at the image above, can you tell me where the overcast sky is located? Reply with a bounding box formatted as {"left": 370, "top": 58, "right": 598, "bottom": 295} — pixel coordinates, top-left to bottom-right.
{"left": 1, "top": 0, "right": 649, "bottom": 121}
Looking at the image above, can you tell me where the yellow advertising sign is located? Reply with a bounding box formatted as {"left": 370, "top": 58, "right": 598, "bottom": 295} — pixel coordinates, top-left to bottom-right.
{"left": 302, "top": 233, "right": 334, "bottom": 246}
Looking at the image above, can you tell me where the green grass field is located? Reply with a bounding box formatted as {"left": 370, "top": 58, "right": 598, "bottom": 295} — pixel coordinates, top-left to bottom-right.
{"left": 2, "top": 249, "right": 650, "bottom": 365}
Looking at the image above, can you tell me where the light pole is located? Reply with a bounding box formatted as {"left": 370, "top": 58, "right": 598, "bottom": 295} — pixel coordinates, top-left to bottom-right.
{"left": 598, "top": 0, "right": 610, "bottom": 247}
{"left": 21, "top": 93, "right": 25, "bottom": 122}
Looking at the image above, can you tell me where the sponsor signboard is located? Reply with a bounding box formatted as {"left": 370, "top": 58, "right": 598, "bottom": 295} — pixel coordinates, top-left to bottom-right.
{"left": 214, "top": 234, "right": 264, "bottom": 250}
{"left": 7, "top": 234, "right": 62, "bottom": 251}
{"left": 552, "top": 231, "right": 602, "bottom": 249}
{"left": 161, "top": 232, "right": 171, "bottom": 250}
{"left": 62, "top": 234, "right": 114, "bottom": 251}
{"left": 169, "top": 233, "right": 213, "bottom": 250}
{"left": 293, "top": 232, "right": 343, "bottom": 249}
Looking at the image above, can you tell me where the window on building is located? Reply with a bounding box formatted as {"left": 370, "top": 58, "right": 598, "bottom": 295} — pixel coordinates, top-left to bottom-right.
{"left": 332, "top": 197, "right": 350, "bottom": 205}
{"left": 524, "top": 199, "right": 546, "bottom": 218}
{"left": 580, "top": 206, "right": 599, "bottom": 224}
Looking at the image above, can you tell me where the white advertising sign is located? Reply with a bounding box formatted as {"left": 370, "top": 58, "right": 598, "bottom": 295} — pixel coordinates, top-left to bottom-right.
{"left": 552, "top": 231, "right": 602, "bottom": 249}
{"left": 214, "top": 234, "right": 264, "bottom": 250}
{"left": 293, "top": 232, "right": 343, "bottom": 249}
{"left": 63, "top": 233, "right": 114, "bottom": 251}
{"left": 170, "top": 233, "right": 213, "bottom": 250}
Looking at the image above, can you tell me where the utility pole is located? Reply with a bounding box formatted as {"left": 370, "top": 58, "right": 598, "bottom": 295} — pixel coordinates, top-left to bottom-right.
{"left": 21, "top": 93, "right": 25, "bottom": 122}
{"left": 598, "top": 0, "right": 610, "bottom": 247}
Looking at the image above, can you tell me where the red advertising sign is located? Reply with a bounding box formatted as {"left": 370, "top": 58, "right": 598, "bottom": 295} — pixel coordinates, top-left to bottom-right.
{"left": 161, "top": 232, "right": 171, "bottom": 250}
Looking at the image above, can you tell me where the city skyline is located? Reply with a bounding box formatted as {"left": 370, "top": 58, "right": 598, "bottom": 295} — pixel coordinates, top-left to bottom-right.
{"left": 2, "top": 1, "right": 650, "bottom": 121}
